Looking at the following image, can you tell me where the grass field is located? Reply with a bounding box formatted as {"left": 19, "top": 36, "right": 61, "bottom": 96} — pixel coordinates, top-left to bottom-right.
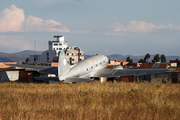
{"left": 0, "top": 82, "right": 180, "bottom": 120}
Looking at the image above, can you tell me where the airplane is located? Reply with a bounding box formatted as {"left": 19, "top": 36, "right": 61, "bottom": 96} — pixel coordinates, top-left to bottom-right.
{"left": 9, "top": 50, "right": 169, "bottom": 83}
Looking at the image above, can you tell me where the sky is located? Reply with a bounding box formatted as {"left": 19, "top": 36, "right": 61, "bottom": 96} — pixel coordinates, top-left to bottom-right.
{"left": 0, "top": 0, "right": 180, "bottom": 56}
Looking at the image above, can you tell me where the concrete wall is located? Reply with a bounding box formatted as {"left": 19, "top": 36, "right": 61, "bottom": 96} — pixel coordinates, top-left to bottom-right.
{"left": 41, "top": 50, "right": 56, "bottom": 63}
{"left": 0, "top": 71, "right": 19, "bottom": 82}
{"left": 151, "top": 73, "right": 180, "bottom": 83}
{"left": 29, "top": 55, "right": 42, "bottom": 63}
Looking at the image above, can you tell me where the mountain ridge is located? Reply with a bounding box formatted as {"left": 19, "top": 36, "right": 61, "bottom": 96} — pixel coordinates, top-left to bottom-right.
{"left": 0, "top": 50, "right": 179, "bottom": 62}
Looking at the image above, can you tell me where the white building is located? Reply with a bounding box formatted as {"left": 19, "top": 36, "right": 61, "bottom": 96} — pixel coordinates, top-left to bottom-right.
{"left": 29, "top": 36, "right": 84, "bottom": 64}
{"left": 49, "top": 36, "right": 68, "bottom": 56}
{"left": 29, "top": 36, "right": 68, "bottom": 63}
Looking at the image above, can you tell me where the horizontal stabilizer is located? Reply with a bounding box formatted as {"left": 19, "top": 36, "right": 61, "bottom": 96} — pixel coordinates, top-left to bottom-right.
{"left": 33, "top": 77, "right": 59, "bottom": 83}
{"left": 63, "top": 77, "right": 93, "bottom": 83}
{"left": 9, "top": 64, "right": 58, "bottom": 75}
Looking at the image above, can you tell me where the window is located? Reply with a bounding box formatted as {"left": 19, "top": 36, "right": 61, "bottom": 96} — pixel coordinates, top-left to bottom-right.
{"left": 54, "top": 48, "right": 55, "bottom": 50}
{"left": 59, "top": 48, "right": 62, "bottom": 50}
{"left": 59, "top": 44, "right": 62, "bottom": 46}
{"left": 34, "top": 58, "right": 36, "bottom": 61}
{"left": 54, "top": 43, "right": 58, "bottom": 46}
{"left": 67, "top": 53, "right": 69, "bottom": 56}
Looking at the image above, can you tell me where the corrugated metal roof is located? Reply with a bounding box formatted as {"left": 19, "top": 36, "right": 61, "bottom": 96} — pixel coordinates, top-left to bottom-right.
{"left": 0, "top": 57, "right": 14, "bottom": 62}
{"left": 140, "top": 63, "right": 167, "bottom": 69}
{"left": 140, "top": 63, "right": 153, "bottom": 69}
{"left": 168, "top": 67, "right": 180, "bottom": 72}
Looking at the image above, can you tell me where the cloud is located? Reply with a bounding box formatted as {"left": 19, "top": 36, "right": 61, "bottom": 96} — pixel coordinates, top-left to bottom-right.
{"left": 0, "top": 5, "right": 70, "bottom": 33}
{"left": 0, "top": 5, "right": 25, "bottom": 32}
{"left": 110, "top": 21, "right": 180, "bottom": 34}
{"left": 25, "top": 16, "right": 70, "bottom": 32}
{"left": 167, "top": 23, "right": 180, "bottom": 30}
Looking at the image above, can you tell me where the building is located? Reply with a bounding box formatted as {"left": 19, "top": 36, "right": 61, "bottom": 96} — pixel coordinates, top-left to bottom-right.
{"left": 107, "top": 59, "right": 121, "bottom": 69}
{"left": 170, "top": 60, "right": 180, "bottom": 67}
{"left": 29, "top": 36, "right": 84, "bottom": 64}
{"left": 52, "top": 46, "right": 84, "bottom": 65}
{"left": 65, "top": 47, "right": 84, "bottom": 65}
{"left": 124, "top": 63, "right": 142, "bottom": 68}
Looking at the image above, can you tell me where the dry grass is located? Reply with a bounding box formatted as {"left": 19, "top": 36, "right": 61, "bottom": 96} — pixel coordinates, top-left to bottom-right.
{"left": 0, "top": 82, "right": 180, "bottom": 120}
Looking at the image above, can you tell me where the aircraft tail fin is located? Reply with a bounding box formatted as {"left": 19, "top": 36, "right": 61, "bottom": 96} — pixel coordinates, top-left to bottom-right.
{"left": 58, "top": 50, "right": 71, "bottom": 77}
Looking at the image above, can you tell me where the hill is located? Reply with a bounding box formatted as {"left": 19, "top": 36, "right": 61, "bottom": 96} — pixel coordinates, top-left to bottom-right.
{"left": 0, "top": 50, "right": 180, "bottom": 62}
{"left": 13, "top": 50, "right": 43, "bottom": 55}
{"left": 0, "top": 54, "right": 28, "bottom": 62}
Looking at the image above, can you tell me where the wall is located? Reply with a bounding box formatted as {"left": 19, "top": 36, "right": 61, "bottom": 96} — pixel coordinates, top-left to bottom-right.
{"left": 120, "top": 75, "right": 134, "bottom": 82}
{"left": 0, "top": 71, "right": 19, "bottom": 82}
{"left": 41, "top": 50, "right": 56, "bottom": 63}
{"left": 151, "top": 73, "right": 172, "bottom": 83}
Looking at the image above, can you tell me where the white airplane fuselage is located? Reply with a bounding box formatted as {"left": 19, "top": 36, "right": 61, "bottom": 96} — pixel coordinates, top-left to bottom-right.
{"left": 59, "top": 55, "right": 109, "bottom": 81}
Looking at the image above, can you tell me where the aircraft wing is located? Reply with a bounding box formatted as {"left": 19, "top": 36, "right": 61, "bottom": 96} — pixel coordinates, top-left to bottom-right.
{"left": 94, "top": 69, "right": 169, "bottom": 78}
{"left": 9, "top": 64, "right": 58, "bottom": 75}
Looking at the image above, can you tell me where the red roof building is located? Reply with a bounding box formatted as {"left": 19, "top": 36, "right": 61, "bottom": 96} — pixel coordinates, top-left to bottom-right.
{"left": 139, "top": 63, "right": 169, "bottom": 69}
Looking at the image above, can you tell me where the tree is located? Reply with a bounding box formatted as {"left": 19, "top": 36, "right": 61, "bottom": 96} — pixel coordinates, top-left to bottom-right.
{"left": 138, "top": 59, "right": 145, "bottom": 63}
{"left": 161, "top": 54, "right": 166, "bottom": 62}
{"left": 129, "top": 59, "right": 133, "bottom": 63}
{"left": 152, "top": 54, "right": 160, "bottom": 63}
{"left": 126, "top": 56, "right": 130, "bottom": 62}
{"left": 144, "top": 53, "right": 150, "bottom": 62}
{"left": 25, "top": 58, "right": 30, "bottom": 64}
{"left": 126, "top": 56, "right": 133, "bottom": 63}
